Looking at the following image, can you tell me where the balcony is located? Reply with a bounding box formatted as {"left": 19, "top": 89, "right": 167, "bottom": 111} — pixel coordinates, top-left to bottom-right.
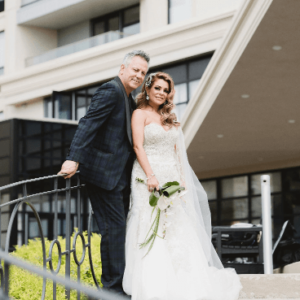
{"left": 17, "top": 0, "right": 139, "bottom": 29}
{"left": 26, "top": 31, "right": 129, "bottom": 67}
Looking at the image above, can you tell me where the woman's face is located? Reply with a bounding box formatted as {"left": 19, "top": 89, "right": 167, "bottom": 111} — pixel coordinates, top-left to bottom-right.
{"left": 147, "top": 79, "right": 169, "bottom": 106}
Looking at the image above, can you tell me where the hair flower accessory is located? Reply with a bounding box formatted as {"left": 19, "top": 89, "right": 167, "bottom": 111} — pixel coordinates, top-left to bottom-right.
{"left": 145, "top": 73, "right": 157, "bottom": 87}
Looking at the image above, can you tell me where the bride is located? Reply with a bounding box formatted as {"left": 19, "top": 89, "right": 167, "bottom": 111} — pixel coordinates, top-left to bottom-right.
{"left": 123, "top": 72, "right": 242, "bottom": 300}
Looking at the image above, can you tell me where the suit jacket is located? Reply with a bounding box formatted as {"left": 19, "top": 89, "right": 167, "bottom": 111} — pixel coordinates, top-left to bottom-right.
{"left": 66, "top": 76, "right": 137, "bottom": 190}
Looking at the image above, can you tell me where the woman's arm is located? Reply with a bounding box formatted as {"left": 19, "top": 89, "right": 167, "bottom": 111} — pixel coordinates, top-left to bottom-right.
{"left": 132, "top": 110, "right": 160, "bottom": 192}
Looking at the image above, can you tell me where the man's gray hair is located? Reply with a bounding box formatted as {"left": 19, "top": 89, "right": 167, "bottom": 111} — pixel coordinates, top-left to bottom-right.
{"left": 123, "top": 50, "right": 150, "bottom": 67}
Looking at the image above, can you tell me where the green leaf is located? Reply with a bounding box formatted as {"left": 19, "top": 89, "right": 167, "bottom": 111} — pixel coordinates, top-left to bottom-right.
{"left": 162, "top": 181, "right": 180, "bottom": 187}
{"left": 149, "top": 191, "right": 159, "bottom": 207}
{"left": 162, "top": 186, "right": 185, "bottom": 197}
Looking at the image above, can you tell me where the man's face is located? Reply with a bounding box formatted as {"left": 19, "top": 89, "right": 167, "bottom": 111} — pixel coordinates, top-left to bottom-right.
{"left": 119, "top": 56, "right": 148, "bottom": 94}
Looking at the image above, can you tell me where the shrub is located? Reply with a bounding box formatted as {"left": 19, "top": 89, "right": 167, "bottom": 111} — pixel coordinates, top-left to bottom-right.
{"left": 6, "top": 230, "right": 102, "bottom": 300}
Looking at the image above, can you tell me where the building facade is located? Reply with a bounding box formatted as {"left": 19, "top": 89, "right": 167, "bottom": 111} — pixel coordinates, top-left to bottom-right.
{"left": 0, "top": 0, "right": 300, "bottom": 244}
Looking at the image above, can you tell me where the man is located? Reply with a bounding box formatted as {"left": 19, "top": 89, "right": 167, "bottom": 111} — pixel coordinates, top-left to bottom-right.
{"left": 58, "top": 50, "right": 149, "bottom": 294}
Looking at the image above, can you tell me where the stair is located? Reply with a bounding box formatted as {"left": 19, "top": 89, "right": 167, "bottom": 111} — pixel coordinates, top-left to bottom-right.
{"left": 239, "top": 274, "right": 300, "bottom": 299}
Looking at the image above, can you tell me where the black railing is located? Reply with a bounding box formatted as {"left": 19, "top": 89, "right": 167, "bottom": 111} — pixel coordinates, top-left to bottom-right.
{"left": 0, "top": 172, "right": 125, "bottom": 299}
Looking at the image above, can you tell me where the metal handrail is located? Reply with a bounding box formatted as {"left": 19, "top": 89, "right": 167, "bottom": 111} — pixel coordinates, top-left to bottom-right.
{"left": 0, "top": 172, "right": 106, "bottom": 299}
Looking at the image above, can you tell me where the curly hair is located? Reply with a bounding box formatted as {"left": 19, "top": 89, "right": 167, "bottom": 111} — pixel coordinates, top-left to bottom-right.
{"left": 136, "top": 72, "right": 180, "bottom": 128}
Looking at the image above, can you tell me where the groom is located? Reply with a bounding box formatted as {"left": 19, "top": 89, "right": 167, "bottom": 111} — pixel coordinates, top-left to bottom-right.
{"left": 58, "top": 50, "right": 149, "bottom": 294}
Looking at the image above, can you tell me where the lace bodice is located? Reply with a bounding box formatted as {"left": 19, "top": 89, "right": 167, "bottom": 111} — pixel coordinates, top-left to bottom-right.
{"left": 143, "top": 123, "right": 178, "bottom": 163}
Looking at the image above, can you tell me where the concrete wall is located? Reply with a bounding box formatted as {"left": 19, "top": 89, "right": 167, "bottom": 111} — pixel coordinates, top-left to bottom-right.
{"left": 194, "top": 0, "right": 242, "bottom": 19}
{"left": 140, "top": 0, "right": 168, "bottom": 32}
{"left": 5, "top": 99, "right": 44, "bottom": 119}
{"left": 4, "top": 0, "right": 57, "bottom": 74}
{"left": 58, "top": 21, "right": 90, "bottom": 47}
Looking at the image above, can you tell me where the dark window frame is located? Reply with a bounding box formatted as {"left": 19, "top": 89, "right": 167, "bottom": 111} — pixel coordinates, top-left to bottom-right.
{"left": 91, "top": 4, "right": 140, "bottom": 36}
{"left": 0, "top": 0, "right": 4, "bottom": 13}
{"left": 202, "top": 166, "right": 300, "bottom": 242}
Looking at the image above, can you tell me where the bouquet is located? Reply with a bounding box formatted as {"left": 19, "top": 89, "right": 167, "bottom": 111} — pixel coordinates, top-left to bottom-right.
{"left": 136, "top": 177, "right": 186, "bottom": 256}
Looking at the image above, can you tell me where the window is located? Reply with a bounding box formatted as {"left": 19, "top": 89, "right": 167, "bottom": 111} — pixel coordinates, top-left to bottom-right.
{"left": 148, "top": 55, "right": 212, "bottom": 120}
{"left": 0, "top": 0, "right": 4, "bottom": 13}
{"left": 44, "top": 55, "right": 213, "bottom": 121}
{"left": 168, "top": 0, "right": 192, "bottom": 24}
{"left": 92, "top": 5, "right": 140, "bottom": 38}
{"left": 201, "top": 168, "right": 300, "bottom": 242}
{"left": 0, "top": 31, "right": 5, "bottom": 76}
{"left": 44, "top": 85, "right": 102, "bottom": 120}
{"left": 0, "top": 111, "right": 4, "bottom": 120}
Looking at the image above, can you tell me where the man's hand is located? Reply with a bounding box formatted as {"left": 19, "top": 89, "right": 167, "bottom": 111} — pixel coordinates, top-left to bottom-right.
{"left": 58, "top": 160, "right": 79, "bottom": 179}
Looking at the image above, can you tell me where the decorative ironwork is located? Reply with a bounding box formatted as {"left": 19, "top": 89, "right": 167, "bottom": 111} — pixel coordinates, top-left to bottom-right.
{"left": 0, "top": 172, "right": 121, "bottom": 299}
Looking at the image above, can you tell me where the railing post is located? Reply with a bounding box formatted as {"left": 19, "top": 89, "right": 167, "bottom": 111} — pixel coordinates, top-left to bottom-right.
{"left": 77, "top": 175, "right": 81, "bottom": 300}
{"left": 65, "top": 178, "right": 71, "bottom": 299}
{"left": 4, "top": 261, "right": 9, "bottom": 297}
{"left": 23, "top": 184, "right": 28, "bottom": 245}
{"left": 261, "top": 175, "right": 273, "bottom": 274}
{"left": 53, "top": 177, "right": 58, "bottom": 300}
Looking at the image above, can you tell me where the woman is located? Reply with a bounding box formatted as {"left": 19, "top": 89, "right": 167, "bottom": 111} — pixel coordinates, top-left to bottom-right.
{"left": 123, "top": 72, "right": 242, "bottom": 300}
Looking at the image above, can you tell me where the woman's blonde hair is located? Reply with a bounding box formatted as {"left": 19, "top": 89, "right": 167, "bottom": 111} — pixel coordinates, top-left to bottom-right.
{"left": 136, "top": 72, "right": 180, "bottom": 128}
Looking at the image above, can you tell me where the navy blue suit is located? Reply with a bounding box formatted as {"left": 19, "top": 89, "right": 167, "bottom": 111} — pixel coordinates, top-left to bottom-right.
{"left": 67, "top": 76, "right": 136, "bottom": 293}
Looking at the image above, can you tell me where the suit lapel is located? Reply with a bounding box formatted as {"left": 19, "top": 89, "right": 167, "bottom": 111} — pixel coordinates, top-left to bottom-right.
{"left": 114, "top": 76, "right": 133, "bottom": 146}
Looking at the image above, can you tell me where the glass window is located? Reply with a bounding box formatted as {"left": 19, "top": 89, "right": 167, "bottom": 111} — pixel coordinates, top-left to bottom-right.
{"left": 92, "top": 5, "right": 140, "bottom": 38}
{"left": 163, "top": 64, "right": 187, "bottom": 84}
{"left": 124, "top": 6, "right": 139, "bottom": 25}
{"left": 221, "top": 176, "right": 248, "bottom": 198}
{"left": 0, "top": 111, "right": 4, "bottom": 119}
{"left": 251, "top": 172, "right": 281, "bottom": 195}
{"left": 0, "top": 1, "right": 3, "bottom": 13}
{"left": 173, "top": 83, "right": 187, "bottom": 104}
{"left": 53, "top": 93, "right": 72, "bottom": 120}
{"left": 202, "top": 180, "right": 217, "bottom": 200}
{"left": 285, "top": 169, "right": 300, "bottom": 191}
{"left": 209, "top": 201, "right": 217, "bottom": 224}
{"left": 174, "top": 103, "right": 187, "bottom": 121}
{"left": 108, "top": 16, "right": 119, "bottom": 31}
{"left": 189, "top": 57, "right": 211, "bottom": 80}
{"left": 44, "top": 97, "right": 52, "bottom": 118}
{"left": 189, "top": 80, "right": 199, "bottom": 99}
{"left": 94, "top": 21, "right": 105, "bottom": 35}
{"left": 77, "top": 107, "right": 86, "bottom": 120}
{"left": 221, "top": 198, "right": 248, "bottom": 220}
{"left": 0, "top": 31, "right": 5, "bottom": 75}
{"left": 169, "top": 0, "right": 192, "bottom": 24}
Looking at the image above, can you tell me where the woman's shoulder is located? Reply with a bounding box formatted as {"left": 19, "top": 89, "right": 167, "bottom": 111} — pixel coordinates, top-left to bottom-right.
{"left": 133, "top": 108, "right": 149, "bottom": 117}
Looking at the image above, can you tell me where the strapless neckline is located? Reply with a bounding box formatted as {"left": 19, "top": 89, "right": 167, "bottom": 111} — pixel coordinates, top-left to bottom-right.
{"left": 144, "top": 123, "right": 174, "bottom": 133}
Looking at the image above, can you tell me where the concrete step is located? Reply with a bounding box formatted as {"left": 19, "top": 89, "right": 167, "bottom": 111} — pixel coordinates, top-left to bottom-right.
{"left": 274, "top": 262, "right": 300, "bottom": 274}
{"left": 239, "top": 273, "right": 300, "bottom": 299}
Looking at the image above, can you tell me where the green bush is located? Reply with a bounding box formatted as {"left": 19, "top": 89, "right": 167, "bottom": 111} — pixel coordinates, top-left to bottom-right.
{"left": 6, "top": 230, "right": 102, "bottom": 300}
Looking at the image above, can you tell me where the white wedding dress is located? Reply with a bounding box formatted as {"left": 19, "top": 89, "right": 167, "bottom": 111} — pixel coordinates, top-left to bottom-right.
{"left": 123, "top": 123, "right": 242, "bottom": 300}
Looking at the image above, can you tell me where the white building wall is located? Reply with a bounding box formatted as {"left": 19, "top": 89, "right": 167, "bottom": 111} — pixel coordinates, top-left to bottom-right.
{"left": 0, "top": 0, "right": 240, "bottom": 120}
{"left": 140, "top": 0, "right": 168, "bottom": 32}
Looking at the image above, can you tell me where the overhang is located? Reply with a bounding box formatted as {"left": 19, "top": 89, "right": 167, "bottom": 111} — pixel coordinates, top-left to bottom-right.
{"left": 182, "top": 0, "right": 300, "bottom": 179}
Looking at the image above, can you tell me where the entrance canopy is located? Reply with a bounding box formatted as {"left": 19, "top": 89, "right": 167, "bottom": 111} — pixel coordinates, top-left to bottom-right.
{"left": 183, "top": 0, "right": 300, "bottom": 179}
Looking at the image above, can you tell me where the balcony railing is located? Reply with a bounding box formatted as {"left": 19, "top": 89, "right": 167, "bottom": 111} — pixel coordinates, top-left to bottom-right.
{"left": 0, "top": 172, "right": 126, "bottom": 299}
{"left": 26, "top": 31, "right": 129, "bottom": 67}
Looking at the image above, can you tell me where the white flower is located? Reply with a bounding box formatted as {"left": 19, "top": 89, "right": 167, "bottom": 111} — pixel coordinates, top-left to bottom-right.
{"left": 157, "top": 195, "right": 170, "bottom": 210}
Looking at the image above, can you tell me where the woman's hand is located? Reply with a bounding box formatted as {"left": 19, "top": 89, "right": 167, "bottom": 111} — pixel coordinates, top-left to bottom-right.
{"left": 147, "top": 175, "right": 160, "bottom": 192}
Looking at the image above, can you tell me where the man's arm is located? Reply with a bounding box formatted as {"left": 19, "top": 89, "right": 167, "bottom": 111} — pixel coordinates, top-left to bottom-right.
{"left": 58, "top": 83, "right": 118, "bottom": 178}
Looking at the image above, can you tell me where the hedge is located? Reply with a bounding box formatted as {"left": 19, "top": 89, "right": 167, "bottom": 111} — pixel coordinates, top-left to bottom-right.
{"left": 6, "top": 230, "right": 102, "bottom": 300}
